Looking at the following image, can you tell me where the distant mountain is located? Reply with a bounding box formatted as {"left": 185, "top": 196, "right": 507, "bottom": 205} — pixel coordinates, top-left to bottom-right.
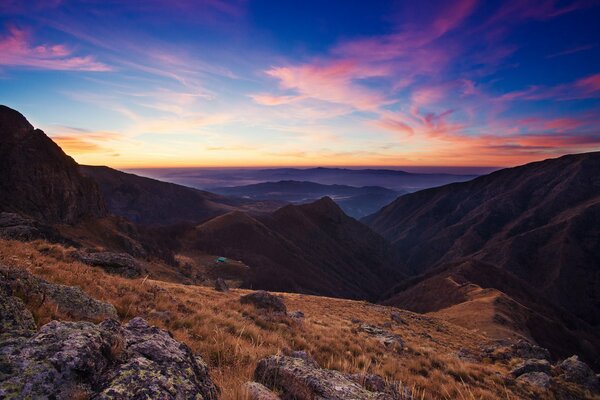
{"left": 127, "top": 166, "right": 478, "bottom": 192}
{"left": 0, "top": 105, "right": 106, "bottom": 223}
{"left": 211, "top": 180, "right": 402, "bottom": 218}
{"left": 365, "top": 152, "right": 600, "bottom": 328}
{"left": 80, "top": 165, "right": 282, "bottom": 225}
{"left": 180, "top": 197, "right": 403, "bottom": 300}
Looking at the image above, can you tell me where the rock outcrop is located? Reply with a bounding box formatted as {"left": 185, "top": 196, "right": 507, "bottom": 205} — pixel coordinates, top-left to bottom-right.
{"left": 0, "top": 105, "right": 106, "bottom": 224}
{"left": 510, "top": 359, "right": 551, "bottom": 377}
{"left": 75, "top": 251, "right": 144, "bottom": 278}
{"left": 0, "top": 264, "right": 118, "bottom": 321}
{"left": 0, "top": 314, "right": 219, "bottom": 399}
{"left": 240, "top": 291, "right": 287, "bottom": 313}
{"left": 214, "top": 277, "right": 229, "bottom": 292}
{"left": 358, "top": 323, "right": 404, "bottom": 349}
{"left": 555, "top": 355, "right": 600, "bottom": 393}
{"left": 0, "top": 212, "right": 72, "bottom": 244}
{"left": 243, "top": 381, "right": 281, "bottom": 400}
{"left": 254, "top": 354, "right": 413, "bottom": 400}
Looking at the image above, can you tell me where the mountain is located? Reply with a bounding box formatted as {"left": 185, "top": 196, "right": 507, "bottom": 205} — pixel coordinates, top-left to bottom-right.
{"left": 364, "top": 152, "right": 600, "bottom": 328}
{"left": 0, "top": 106, "right": 106, "bottom": 223}
{"left": 180, "top": 197, "right": 403, "bottom": 300}
{"left": 81, "top": 165, "right": 228, "bottom": 225}
{"left": 210, "top": 180, "right": 402, "bottom": 218}
{"left": 127, "top": 166, "right": 478, "bottom": 192}
{"left": 363, "top": 152, "right": 600, "bottom": 367}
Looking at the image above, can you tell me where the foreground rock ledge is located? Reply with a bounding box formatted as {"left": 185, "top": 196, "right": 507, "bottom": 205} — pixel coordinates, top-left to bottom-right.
{"left": 254, "top": 355, "right": 413, "bottom": 400}
{"left": 0, "top": 316, "right": 219, "bottom": 399}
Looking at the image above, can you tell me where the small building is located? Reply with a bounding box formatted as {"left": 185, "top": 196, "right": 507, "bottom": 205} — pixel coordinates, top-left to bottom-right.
{"left": 215, "top": 257, "right": 227, "bottom": 263}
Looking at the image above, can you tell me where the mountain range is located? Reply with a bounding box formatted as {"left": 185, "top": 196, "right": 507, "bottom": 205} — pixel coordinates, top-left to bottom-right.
{"left": 210, "top": 180, "right": 402, "bottom": 218}
{"left": 1, "top": 104, "right": 598, "bottom": 370}
{"left": 128, "top": 165, "right": 477, "bottom": 192}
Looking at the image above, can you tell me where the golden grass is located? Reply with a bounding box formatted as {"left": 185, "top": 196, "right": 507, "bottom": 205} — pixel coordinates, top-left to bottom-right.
{"left": 0, "top": 239, "right": 571, "bottom": 400}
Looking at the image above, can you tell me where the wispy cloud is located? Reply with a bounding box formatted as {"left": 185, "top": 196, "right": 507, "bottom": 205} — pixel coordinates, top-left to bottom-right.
{"left": 0, "top": 26, "right": 110, "bottom": 71}
{"left": 546, "top": 43, "right": 597, "bottom": 58}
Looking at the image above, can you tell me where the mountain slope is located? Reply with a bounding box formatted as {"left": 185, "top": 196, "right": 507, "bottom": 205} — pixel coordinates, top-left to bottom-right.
{"left": 0, "top": 105, "right": 106, "bottom": 223}
{"left": 211, "top": 180, "right": 402, "bottom": 218}
{"left": 364, "top": 152, "right": 600, "bottom": 326}
{"left": 181, "top": 197, "right": 403, "bottom": 300}
{"left": 382, "top": 260, "right": 600, "bottom": 366}
{"left": 80, "top": 165, "right": 240, "bottom": 225}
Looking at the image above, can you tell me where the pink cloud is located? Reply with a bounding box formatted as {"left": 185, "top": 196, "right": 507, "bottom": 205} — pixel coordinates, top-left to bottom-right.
{"left": 265, "top": 60, "right": 390, "bottom": 111}
{"left": 0, "top": 26, "right": 110, "bottom": 71}
{"left": 250, "top": 93, "right": 303, "bottom": 106}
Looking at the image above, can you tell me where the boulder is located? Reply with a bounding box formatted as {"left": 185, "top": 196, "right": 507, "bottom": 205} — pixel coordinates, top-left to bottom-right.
{"left": 289, "top": 350, "right": 318, "bottom": 367}
{"left": 214, "top": 277, "right": 229, "bottom": 292}
{"left": 244, "top": 381, "right": 281, "bottom": 400}
{"left": 0, "top": 284, "right": 36, "bottom": 336}
{"left": 390, "top": 311, "right": 407, "bottom": 325}
{"left": 240, "top": 291, "right": 287, "bottom": 313}
{"left": 359, "top": 324, "right": 404, "bottom": 349}
{"left": 288, "top": 310, "right": 305, "bottom": 321}
{"left": 483, "top": 339, "right": 551, "bottom": 362}
{"left": 0, "top": 264, "right": 117, "bottom": 321}
{"left": 254, "top": 355, "right": 390, "bottom": 400}
{"left": 510, "top": 359, "right": 551, "bottom": 377}
{"left": 555, "top": 355, "right": 600, "bottom": 393}
{"left": 254, "top": 355, "right": 416, "bottom": 400}
{"left": 75, "top": 251, "right": 144, "bottom": 278}
{"left": 0, "top": 317, "right": 219, "bottom": 399}
{"left": 0, "top": 212, "right": 68, "bottom": 243}
{"left": 517, "top": 372, "right": 551, "bottom": 390}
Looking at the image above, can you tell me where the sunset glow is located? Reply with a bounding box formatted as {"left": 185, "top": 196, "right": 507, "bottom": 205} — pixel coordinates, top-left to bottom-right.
{"left": 1, "top": 0, "right": 599, "bottom": 167}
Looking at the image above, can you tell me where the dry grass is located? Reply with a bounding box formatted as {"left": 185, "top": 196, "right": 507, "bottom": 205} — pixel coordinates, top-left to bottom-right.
{"left": 0, "top": 239, "right": 570, "bottom": 400}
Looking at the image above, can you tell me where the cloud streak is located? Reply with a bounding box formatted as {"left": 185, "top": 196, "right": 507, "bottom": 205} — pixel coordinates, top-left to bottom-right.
{"left": 0, "top": 26, "right": 110, "bottom": 71}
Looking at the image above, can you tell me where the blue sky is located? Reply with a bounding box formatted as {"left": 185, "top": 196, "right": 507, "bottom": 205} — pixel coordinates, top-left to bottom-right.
{"left": 0, "top": 0, "right": 599, "bottom": 167}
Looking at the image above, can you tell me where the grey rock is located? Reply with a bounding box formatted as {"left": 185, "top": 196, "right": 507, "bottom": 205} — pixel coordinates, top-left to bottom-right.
{"left": 0, "top": 264, "right": 117, "bottom": 321}
{"left": 510, "top": 359, "right": 551, "bottom": 377}
{"left": 0, "top": 317, "right": 219, "bottom": 400}
{"left": 0, "top": 284, "right": 36, "bottom": 336}
{"left": 390, "top": 312, "right": 407, "bottom": 326}
{"left": 240, "top": 291, "right": 287, "bottom": 313}
{"left": 288, "top": 310, "right": 304, "bottom": 320}
{"left": 75, "top": 251, "right": 144, "bottom": 278}
{"left": 214, "top": 277, "right": 229, "bottom": 292}
{"left": 289, "top": 350, "right": 318, "bottom": 367}
{"left": 517, "top": 372, "right": 551, "bottom": 390}
{"left": 483, "top": 339, "right": 551, "bottom": 361}
{"left": 254, "top": 355, "right": 391, "bottom": 400}
{"left": 244, "top": 381, "right": 281, "bottom": 400}
{"left": 0, "top": 212, "right": 67, "bottom": 243}
{"left": 359, "top": 324, "right": 404, "bottom": 349}
{"left": 555, "top": 355, "right": 600, "bottom": 393}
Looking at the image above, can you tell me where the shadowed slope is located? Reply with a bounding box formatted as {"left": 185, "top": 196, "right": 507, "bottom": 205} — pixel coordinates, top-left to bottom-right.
{"left": 183, "top": 197, "right": 403, "bottom": 300}
{"left": 365, "top": 152, "right": 600, "bottom": 326}
{"left": 0, "top": 105, "right": 106, "bottom": 223}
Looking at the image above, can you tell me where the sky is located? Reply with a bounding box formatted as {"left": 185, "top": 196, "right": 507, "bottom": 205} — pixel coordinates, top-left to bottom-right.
{"left": 0, "top": 0, "right": 599, "bottom": 168}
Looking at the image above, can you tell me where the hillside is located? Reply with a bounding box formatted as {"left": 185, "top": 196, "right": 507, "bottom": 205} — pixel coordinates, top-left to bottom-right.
{"left": 382, "top": 260, "right": 600, "bottom": 367}
{"left": 180, "top": 197, "right": 403, "bottom": 300}
{"left": 2, "top": 238, "right": 596, "bottom": 400}
{"left": 211, "top": 180, "right": 402, "bottom": 218}
{"left": 365, "top": 152, "right": 600, "bottom": 328}
{"left": 0, "top": 106, "right": 106, "bottom": 223}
